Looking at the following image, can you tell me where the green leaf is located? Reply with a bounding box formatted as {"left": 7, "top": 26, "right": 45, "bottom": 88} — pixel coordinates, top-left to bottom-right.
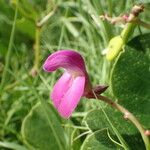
{"left": 128, "top": 33, "right": 150, "bottom": 58}
{"left": 81, "top": 129, "right": 121, "bottom": 150}
{"left": 84, "top": 109, "right": 136, "bottom": 134}
{"left": 21, "top": 102, "right": 67, "bottom": 150}
{"left": 83, "top": 108, "right": 145, "bottom": 150}
{"left": 110, "top": 34, "right": 150, "bottom": 128}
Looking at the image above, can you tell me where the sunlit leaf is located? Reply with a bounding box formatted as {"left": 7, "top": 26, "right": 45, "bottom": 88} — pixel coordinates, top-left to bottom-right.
{"left": 110, "top": 34, "right": 150, "bottom": 127}
{"left": 83, "top": 108, "right": 145, "bottom": 150}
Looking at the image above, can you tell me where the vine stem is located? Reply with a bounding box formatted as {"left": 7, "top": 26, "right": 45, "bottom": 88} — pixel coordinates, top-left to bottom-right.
{"left": 92, "top": 94, "right": 150, "bottom": 150}
{"left": 31, "top": 8, "right": 57, "bottom": 76}
{"left": 34, "top": 26, "right": 41, "bottom": 70}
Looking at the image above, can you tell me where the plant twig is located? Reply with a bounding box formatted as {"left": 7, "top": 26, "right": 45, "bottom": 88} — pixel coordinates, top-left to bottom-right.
{"left": 100, "top": 5, "right": 144, "bottom": 24}
{"left": 100, "top": 4, "right": 150, "bottom": 29}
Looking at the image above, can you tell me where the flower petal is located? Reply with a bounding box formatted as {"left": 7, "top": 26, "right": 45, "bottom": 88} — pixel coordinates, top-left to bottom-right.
{"left": 57, "top": 76, "right": 85, "bottom": 118}
{"left": 51, "top": 72, "right": 72, "bottom": 108}
{"left": 43, "top": 50, "right": 86, "bottom": 75}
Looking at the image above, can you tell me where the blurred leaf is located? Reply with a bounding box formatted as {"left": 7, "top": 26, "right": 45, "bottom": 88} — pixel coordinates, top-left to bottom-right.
{"left": 134, "top": 0, "right": 150, "bottom": 4}
{"left": 0, "top": 0, "right": 14, "bottom": 17}
{"left": 18, "top": 0, "right": 37, "bottom": 20}
{"left": 21, "top": 102, "right": 67, "bottom": 150}
{"left": 27, "top": 0, "right": 47, "bottom": 12}
{"left": 0, "top": 141, "right": 27, "bottom": 150}
{"left": 16, "top": 18, "right": 35, "bottom": 40}
{"left": 62, "top": 18, "right": 79, "bottom": 38}
{"left": 128, "top": 33, "right": 150, "bottom": 55}
{"left": 110, "top": 33, "right": 150, "bottom": 127}
{"left": 0, "top": 42, "right": 8, "bottom": 57}
{"left": 81, "top": 129, "right": 122, "bottom": 150}
{"left": 0, "top": 1, "right": 13, "bottom": 57}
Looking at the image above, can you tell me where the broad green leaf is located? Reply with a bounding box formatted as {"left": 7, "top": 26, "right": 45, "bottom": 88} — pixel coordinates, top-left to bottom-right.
{"left": 110, "top": 34, "right": 150, "bottom": 128}
{"left": 81, "top": 129, "right": 121, "bottom": 150}
{"left": 83, "top": 109, "right": 145, "bottom": 150}
{"left": 21, "top": 102, "right": 67, "bottom": 150}
{"left": 128, "top": 33, "right": 150, "bottom": 57}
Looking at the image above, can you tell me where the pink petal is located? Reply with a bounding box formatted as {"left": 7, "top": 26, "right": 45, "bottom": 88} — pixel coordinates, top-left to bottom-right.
{"left": 57, "top": 76, "right": 85, "bottom": 118}
{"left": 51, "top": 72, "right": 72, "bottom": 108}
{"left": 43, "top": 50, "right": 86, "bottom": 75}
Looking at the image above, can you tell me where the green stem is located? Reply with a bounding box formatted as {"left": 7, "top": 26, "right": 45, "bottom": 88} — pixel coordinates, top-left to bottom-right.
{"left": 121, "top": 22, "right": 136, "bottom": 43}
{"left": 94, "top": 94, "right": 150, "bottom": 150}
{"left": 0, "top": 0, "right": 18, "bottom": 95}
{"left": 107, "top": 0, "right": 113, "bottom": 17}
{"left": 31, "top": 25, "right": 41, "bottom": 75}
{"left": 31, "top": 7, "right": 57, "bottom": 75}
{"left": 35, "top": 26, "right": 41, "bottom": 70}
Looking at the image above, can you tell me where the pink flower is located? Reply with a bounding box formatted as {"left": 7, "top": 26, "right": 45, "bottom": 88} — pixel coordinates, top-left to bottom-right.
{"left": 43, "top": 50, "right": 91, "bottom": 118}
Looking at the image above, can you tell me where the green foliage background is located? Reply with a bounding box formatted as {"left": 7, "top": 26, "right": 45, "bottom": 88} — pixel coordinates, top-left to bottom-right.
{"left": 0, "top": 0, "right": 150, "bottom": 150}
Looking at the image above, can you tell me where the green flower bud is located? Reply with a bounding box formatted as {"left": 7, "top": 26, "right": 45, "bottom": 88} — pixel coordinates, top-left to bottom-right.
{"left": 106, "top": 36, "right": 124, "bottom": 61}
